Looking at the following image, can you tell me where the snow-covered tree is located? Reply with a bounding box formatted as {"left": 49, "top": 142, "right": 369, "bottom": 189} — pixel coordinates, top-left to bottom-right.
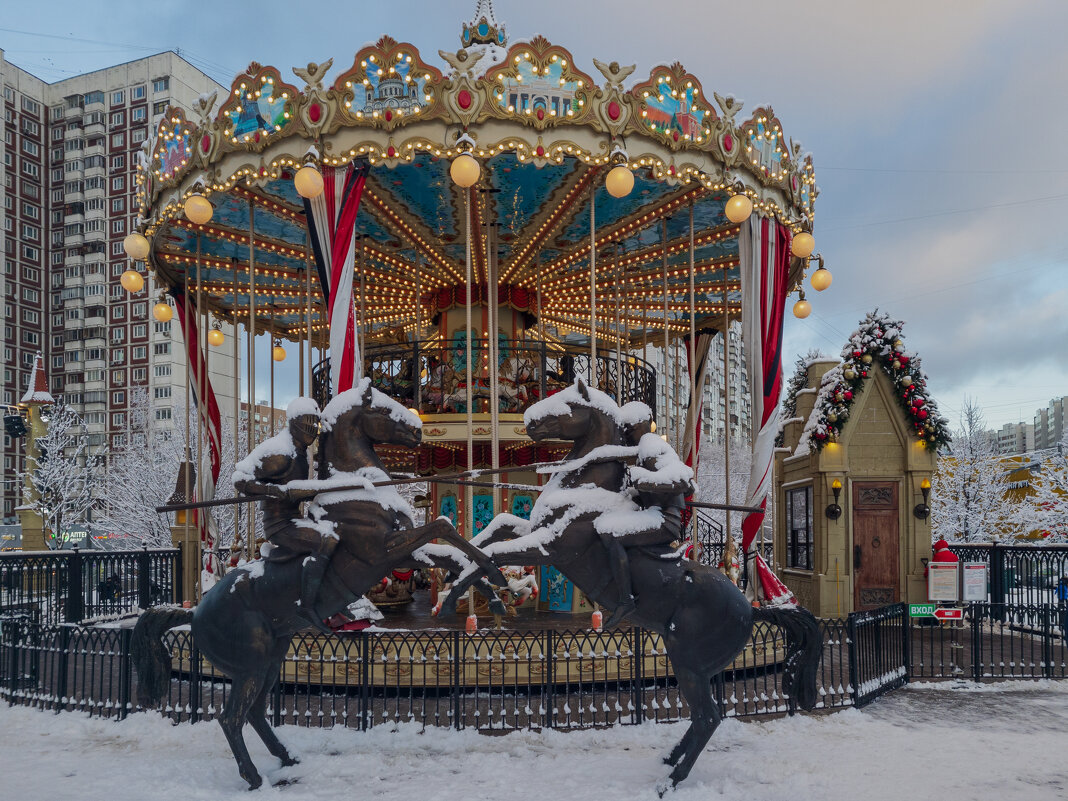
{"left": 776, "top": 349, "right": 825, "bottom": 446}
{"left": 96, "top": 389, "right": 261, "bottom": 553}
{"left": 1032, "top": 435, "right": 1068, "bottom": 542}
{"left": 20, "top": 400, "right": 105, "bottom": 548}
{"left": 695, "top": 436, "right": 759, "bottom": 541}
{"left": 931, "top": 398, "right": 1014, "bottom": 542}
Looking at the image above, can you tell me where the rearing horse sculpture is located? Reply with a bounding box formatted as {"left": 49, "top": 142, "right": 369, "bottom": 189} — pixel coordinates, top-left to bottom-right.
{"left": 442, "top": 379, "right": 821, "bottom": 794}
{"left": 132, "top": 381, "right": 506, "bottom": 790}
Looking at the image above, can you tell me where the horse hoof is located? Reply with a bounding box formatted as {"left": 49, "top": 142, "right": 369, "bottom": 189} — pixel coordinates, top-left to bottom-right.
{"left": 655, "top": 779, "right": 674, "bottom": 798}
{"left": 280, "top": 755, "right": 300, "bottom": 767}
{"left": 245, "top": 773, "right": 263, "bottom": 791}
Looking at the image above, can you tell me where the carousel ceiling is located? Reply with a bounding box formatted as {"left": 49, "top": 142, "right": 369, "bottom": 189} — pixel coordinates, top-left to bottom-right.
{"left": 137, "top": 31, "right": 817, "bottom": 346}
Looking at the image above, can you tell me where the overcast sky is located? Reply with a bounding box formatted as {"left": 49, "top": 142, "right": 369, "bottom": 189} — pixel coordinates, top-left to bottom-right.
{"left": 4, "top": 0, "right": 1066, "bottom": 431}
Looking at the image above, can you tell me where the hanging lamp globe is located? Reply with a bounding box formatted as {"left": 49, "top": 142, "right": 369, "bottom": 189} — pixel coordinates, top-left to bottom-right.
{"left": 272, "top": 344, "right": 287, "bottom": 362}
{"left": 207, "top": 328, "right": 225, "bottom": 347}
{"left": 294, "top": 164, "right": 325, "bottom": 199}
{"left": 153, "top": 301, "right": 173, "bottom": 322}
{"left": 724, "top": 193, "right": 753, "bottom": 223}
{"left": 810, "top": 265, "right": 833, "bottom": 292}
{"left": 793, "top": 296, "right": 812, "bottom": 319}
{"left": 119, "top": 269, "right": 144, "bottom": 293}
{"left": 791, "top": 231, "right": 815, "bottom": 259}
{"left": 449, "top": 153, "right": 481, "bottom": 188}
{"left": 605, "top": 164, "right": 635, "bottom": 198}
{"left": 123, "top": 232, "right": 150, "bottom": 261}
{"left": 184, "top": 194, "right": 214, "bottom": 225}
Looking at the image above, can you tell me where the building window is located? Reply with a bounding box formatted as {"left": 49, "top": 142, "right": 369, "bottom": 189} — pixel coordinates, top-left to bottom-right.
{"left": 111, "top": 176, "right": 125, "bottom": 191}
{"left": 21, "top": 96, "right": 40, "bottom": 115}
{"left": 154, "top": 386, "right": 171, "bottom": 399}
{"left": 111, "top": 90, "right": 125, "bottom": 106}
{"left": 785, "top": 486, "right": 814, "bottom": 570}
{"left": 131, "top": 85, "right": 146, "bottom": 100}
{"left": 111, "top": 154, "right": 125, "bottom": 170}
{"left": 132, "top": 367, "right": 147, "bottom": 381}
{"left": 132, "top": 346, "right": 147, "bottom": 359}
{"left": 131, "top": 128, "right": 146, "bottom": 144}
{"left": 131, "top": 107, "right": 146, "bottom": 122}
{"left": 152, "top": 100, "right": 168, "bottom": 115}
{"left": 152, "top": 77, "right": 170, "bottom": 93}
{"left": 111, "top": 132, "right": 125, "bottom": 147}
{"left": 22, "top": 140, "right": 40, "bottom": 156}
{"left": 153, "top": 342, "right": 170, "bottom": 356}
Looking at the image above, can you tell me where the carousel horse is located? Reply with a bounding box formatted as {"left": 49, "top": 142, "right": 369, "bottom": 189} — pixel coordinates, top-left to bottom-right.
{"left": 440, "top": 378, "right": 820, "bottom": 794}
{"left": 132, "top": 380, "right": 506, "bottom": 790}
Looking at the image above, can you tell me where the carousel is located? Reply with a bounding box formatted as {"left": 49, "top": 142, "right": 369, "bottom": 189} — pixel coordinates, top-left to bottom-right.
{"left": 130, "top": 1, "right": 826, "bottom": 622}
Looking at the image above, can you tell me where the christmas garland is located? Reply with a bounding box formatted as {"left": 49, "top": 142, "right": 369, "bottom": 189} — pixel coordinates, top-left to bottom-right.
{"left": 800, "top": 310, "right": 951, "bottom": 452}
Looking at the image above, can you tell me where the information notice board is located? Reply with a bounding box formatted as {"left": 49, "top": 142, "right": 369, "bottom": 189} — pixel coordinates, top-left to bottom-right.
{"left": 962, "top": 563, "right": 988, "bottom": 602}
{"left": 928, "top": 562, "right": 959, "bottom": 602}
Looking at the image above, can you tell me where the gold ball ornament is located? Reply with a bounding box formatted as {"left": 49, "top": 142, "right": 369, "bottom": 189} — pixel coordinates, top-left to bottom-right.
{"left": 809, "top": 266, "right": 832, "bottom": 292}
{"left": 123, "top": 232, "right": 150, "bottom": 261}
{"left": 605, "top": 164, "right": 635, "bottom": 198}
{"left": 792, "top": 297, "right": 811, "bottom": 318}
{"left": 294, "top": 165, "right": 325, "bottom": 199}
{"left": 791, "top": 232, "right": 815, "bottom": 259}
{"left": 844, "top": 369, "right": 856, "bottom": 380}
{"left": 901, "top": 375, "right": 914, "bottom": 387}
{"left": 119, "top": 269, "right": 144, "bottom": 293}
{"left": 827, "top": 412, "right": 838, "bottom": 423}
{"left": 724, "top": 193, "right": 753, "bottom": 224}
{"left": 893, "top": 360, "right": 901, "bottom": 369}
{"left": 450, "top": 153, "right": 481, "bottom": 188}
{"left": 153, "top": 301, "right": 173, "bottom": 322}
{"left": 861, "top": 354, "right": 873, "bottom": 364}
{"left": 207, "top": 328, "right": 225, "bottom": 347}
{"left": 272, "top": 344, "right": 287, "bottom": 362}
{"left": 184, "top": 194, "right": 214, "bottom": 225}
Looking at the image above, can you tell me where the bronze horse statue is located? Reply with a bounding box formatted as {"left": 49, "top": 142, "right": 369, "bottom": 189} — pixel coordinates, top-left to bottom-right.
{"left": 441, "top": 378, "right": 821, "bottom": 793}
{"left": 132, "top": 381, "right": 506, "bottom": 789}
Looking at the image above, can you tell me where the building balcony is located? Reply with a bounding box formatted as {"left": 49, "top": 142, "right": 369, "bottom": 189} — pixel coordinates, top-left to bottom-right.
{"left": 84, "top": 165, "right": 105, "bottom": 180}
{"left": 83, "top": 122, "right": 105, "bottom": 137}
{"left": 65, "top": 233, "right": 85, "bottom": 247}
{"left": 83, "top": 143, "right": 105, "bottom": 159}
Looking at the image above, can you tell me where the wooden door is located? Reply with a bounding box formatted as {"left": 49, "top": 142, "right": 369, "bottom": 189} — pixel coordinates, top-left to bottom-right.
{"left": 852, "top": 482, "right": 899, "bottom": 610}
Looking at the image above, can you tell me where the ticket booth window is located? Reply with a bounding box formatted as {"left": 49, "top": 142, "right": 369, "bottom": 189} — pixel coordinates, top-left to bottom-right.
{"left": 786, "top": 486, "right": 813, "bottom": 570}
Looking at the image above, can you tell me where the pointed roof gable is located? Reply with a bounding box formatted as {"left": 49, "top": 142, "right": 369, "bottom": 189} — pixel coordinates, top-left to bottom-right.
{"left": 20, "top": 353, "right": 55, "bottom": 406}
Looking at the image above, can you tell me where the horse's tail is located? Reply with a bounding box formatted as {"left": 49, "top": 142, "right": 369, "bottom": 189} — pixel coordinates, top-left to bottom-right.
{"left": 130, "top": 607, "right": 193, "bottom": 709}
{"left": 753, "top": 605, "right": 821, "bottom": 712}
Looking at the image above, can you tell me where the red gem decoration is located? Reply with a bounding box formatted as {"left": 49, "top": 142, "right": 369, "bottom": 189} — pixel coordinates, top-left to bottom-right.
{"left": 385, "top": 110, "right": 393, "bottom": 122}
{"left": 309, "top": 103, "right": 322, "bottom": 123}
{"left": 723, "top": 133, "right": 733, "bottom": 152}
{"left": 672, "top": 130, "right": 680, "bottom": 142}
{"left": 607, "top": 101, "right": 621, "bottom": 121}
{"left": 536, "top": 108, "right": 545, "bottom": 120}
{"left": 200, "top": 134, "right": 211, "bottom": 153}
{"left": 535, "top": 145, "right": 545, "bottom": 157}
{"left": 792, "top": 175, "right": 799, "bottom": 191}
{"left": 386, "top": 146, "right": 396, "bottom": 158}
{"left": 254, "top": 131, "right": 261, "bottom": 143}
{"left": 458, "top": 89, "right": 472, "bottom": 110}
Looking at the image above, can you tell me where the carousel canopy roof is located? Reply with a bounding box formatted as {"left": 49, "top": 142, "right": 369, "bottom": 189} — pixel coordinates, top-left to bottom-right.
{"left": 137, "top": 23, "right": 817, "bottom": 347}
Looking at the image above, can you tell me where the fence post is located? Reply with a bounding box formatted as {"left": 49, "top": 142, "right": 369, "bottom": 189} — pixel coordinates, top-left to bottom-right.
{"left": 359, "top": 631, "right": 370, "bottom": 731}
{"left": 137, "top": 545, "right": 151, "bottom": 610}
{"left": 6, "top": 619, "right": 19, "bottom": 705}
{"left": 189, "top": 641, "right": 202, "bottom": 725}
{"left": 989, "top": 542, "right": 1004, "bottom": 610}
{"left": 118, "top": 628, "right": 133, "bottom": 720}
{"left": 55, "top": 624, "right": 70, "bottom": 712}
{"left": 174, "top": 544, "right": 184, "bottom": 606}
{"left": 544, "top": 629, "right": 554, "bottom": 729}
{"left": 451, "top": 631, "right": 462, "bottom": 731}
{"left": 971, "top": 604, "right": 982, "bottom": 681}
{"left": 846, "top": 612, "right": 859, "bottom": 707}
{"left": 1043, "top": 605, "right": 1054, "bottom": 680}
{"left": 902, "top": 605, "right": 911, "bottom": 683}
{"left": 65, "top": 546, "right": 83, "bottom": 624}
{"left": 631, "top": 627, "right": 643, "bottom": 725}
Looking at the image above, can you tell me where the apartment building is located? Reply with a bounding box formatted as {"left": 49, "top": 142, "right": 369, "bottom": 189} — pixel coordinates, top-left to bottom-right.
{"left": 1034, "top": 396, "right": 1066, "bottom": 451}
{"left": 1, "top": 50, "right": 237, "bottom": 523}
{"left": 995, "top": 421, "right": 1035, "bottom": 456}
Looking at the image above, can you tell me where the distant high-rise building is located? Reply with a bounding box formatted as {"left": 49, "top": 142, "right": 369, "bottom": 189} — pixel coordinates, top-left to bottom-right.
{"left": 1, "top": 50, "right": 238, "bottom": 523}
{"left": 995, "top": 421, "right": 1035, "bottom": 456}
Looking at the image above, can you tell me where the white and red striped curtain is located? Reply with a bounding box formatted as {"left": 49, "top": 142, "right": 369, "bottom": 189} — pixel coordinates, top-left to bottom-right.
{"left": 739, "top": 216, "right": 795, "bottom": 606}
{"left": 303, "top": 163, "right": 370, "bottom": 394}
{"left": 173, "top": 290, "right": 223, "bottom": 586}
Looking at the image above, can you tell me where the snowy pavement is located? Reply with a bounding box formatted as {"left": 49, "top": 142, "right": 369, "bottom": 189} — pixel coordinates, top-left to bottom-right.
{"left": 1, "top": 681, "right": 1066, "bottom": 801}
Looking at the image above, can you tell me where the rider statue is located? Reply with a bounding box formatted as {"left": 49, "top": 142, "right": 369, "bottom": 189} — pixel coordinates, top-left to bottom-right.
{"left": 233, "top": 397, "right": 336, "bottom": 633}
{"left": 598, "top": 408, "right": 695, "bottom": 627}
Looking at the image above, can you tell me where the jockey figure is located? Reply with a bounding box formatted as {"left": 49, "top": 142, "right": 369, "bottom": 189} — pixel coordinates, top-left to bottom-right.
{"left": 233, "top": 397, "right": 336, "bottom": 633}
{"left": 599, "top": 406, "right": 694, "bottom": 628}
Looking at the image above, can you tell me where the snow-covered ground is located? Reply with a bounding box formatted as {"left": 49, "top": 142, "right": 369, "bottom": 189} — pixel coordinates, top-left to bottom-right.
{"left": 2, "top": 681, "right": 1066, "bottom": 800}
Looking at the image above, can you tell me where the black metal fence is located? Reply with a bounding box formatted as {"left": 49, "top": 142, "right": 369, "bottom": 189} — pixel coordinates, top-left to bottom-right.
{"left": 949, "top": 543, "right": 1068, "bottom": 607}
{"left": 312, "top": 340, "right": 658, "bottom": 414}
{"left": 0, "top": 547, "right": 180, "bottom": 625}
{"left": 2, "top": 602, "right": 1062, "bottom": 729}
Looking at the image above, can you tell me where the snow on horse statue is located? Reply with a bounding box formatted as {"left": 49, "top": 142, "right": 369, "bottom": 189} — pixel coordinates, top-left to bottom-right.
{"left": 441, "top": 378, "right": 821, "bottom": 794}
{"left": 132, "top": 379, "right": 507, "bottom": 790}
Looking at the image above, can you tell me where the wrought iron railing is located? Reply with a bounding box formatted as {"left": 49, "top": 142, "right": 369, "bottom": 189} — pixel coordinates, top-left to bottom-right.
{"left": 948, "top": 543, "right": 1068, "bottom": 607}
{"left": 0, "top": 547, "right": 179, "bottom": 625}
{"left": 312, "top": 339, "right": 657, "bottom": 417}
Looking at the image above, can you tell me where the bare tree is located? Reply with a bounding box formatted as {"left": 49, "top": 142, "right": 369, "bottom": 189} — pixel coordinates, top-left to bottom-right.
{"left": 931, "top": 398, "right": 1016, "bottom": 542}
{"left": 20, "top": 400, "right": 105, "bottom": 548}
{"left": 1031, "top": 434, "right": 1068, "bottom": 543}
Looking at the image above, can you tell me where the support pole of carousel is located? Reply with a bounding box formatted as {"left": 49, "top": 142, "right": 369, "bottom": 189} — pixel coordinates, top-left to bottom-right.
{"left": 358, "top": 238, "right": 366, "bottom": 379}
{"left": 196, "top": 231, "right": 207, "bottom": 577}
{"left": 464, "top": 185, "right": 475, "bottom": 626}
{"left": 182, "top": 242, "right": 194, "bottom": 593}
{"left": 488, "top": 221, "right": 501, "bottom": 524}
{"left": 589, "top": 186, "right": 597, "bottom": 379}
{"left": 661, "top": 217, "right": 669, "bottom": 440}
{"left": 305, "top": 232, "right": 313, "bottom": 398}
{"left": 269, "top": 310, "right": 276, "bottom": 438}
{"left": 247, "top": 204, "right": 257, "bottom": 561}
{"left": 232, "top": 255, "right": 241, "bottom": 561}
{"left": 614, "top": 242, "right": 622, "bottom": 401}
{"left": 414, "top": 255, "right": 421, "bottom": 410}
{"left": 688, "top": 202, "right": 697, "bottom": 535}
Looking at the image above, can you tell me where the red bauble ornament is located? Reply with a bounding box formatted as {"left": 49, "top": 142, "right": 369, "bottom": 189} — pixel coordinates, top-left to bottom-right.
{"left": 900, "top": 355, "right": 909, "bottom": 364}
{"left": 861, "top": 371, "right": 868, "bottom": 378}
{"left": 844, "top": 391, "right": 853, "bottom": 401}
{"left": 918, "top": 409, "right": 928, "bottom": 420}
{"left": 853, "top": 350, "right": 862, "bottom": 358}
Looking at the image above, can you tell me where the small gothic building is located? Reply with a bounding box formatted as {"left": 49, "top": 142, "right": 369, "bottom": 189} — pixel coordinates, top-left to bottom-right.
{"left": 774, "top": 312, "right": 950, "bottom": 617}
